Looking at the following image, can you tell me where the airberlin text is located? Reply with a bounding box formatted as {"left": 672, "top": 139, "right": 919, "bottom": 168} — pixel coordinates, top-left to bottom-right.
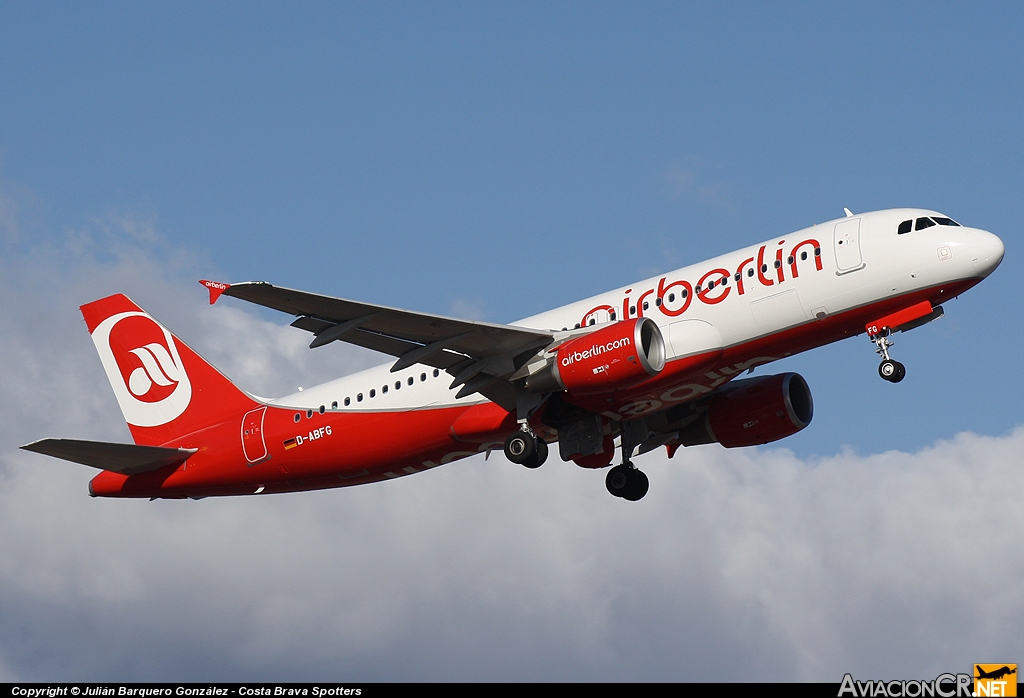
{"left": 561, "top": 337, "right": 631, "bottom": 367}
{"left": 579, "top": 238, "right": 823, "bottom": 327}
{"left": 838, "top": 673, "right": 973, "bottom": 698}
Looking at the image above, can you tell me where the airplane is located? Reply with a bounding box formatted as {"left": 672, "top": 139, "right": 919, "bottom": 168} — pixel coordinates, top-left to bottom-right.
{"left": 975, "top": 666, "right": 1016, "bottom": 681}
{"left": 21, "top": 208, "right": 1004, "bottom": 501}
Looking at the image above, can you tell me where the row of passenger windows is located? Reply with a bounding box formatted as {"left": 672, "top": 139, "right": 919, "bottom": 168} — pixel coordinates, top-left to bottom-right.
{"left": 569, "top": 247, "right": 822, "bottom": 328}
{"left": 293, "top": 368, "right": 442, "bottom": 421}
{"left": 898, "top": 216, "right": 961, "bottom": 234}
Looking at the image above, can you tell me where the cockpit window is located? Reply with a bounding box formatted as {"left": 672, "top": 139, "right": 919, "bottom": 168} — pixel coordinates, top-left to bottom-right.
{"left": 897, "top": 219, "right": 912, "bottom": 235}
{"left": 915, "top": 217, "right": 936, "bottom": 231}
{"left": 933, "top": 217, "right": 961, "bottom": 226}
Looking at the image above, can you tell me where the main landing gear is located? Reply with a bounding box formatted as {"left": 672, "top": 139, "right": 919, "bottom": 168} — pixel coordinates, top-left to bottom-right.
{"left": 870, "top": 329, "right": 906, "bottom": 383}
{"left": 605, "top": 463, "right": 649, "bottom": 501}
{"left": 503, "top": 428, "right": 548, "bottom": 469}
{"left": 605, "top": 420, "right": 650, "bottom": 501}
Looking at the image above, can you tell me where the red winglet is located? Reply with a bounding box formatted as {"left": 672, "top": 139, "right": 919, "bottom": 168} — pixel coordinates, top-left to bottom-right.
{"left": 199, "top": 279, "right": 230, "bottom": 305}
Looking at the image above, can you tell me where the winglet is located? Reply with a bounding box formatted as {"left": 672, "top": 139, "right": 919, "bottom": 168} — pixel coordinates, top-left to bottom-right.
{"left": 199, "top": 279, "right": 231, "bottom": 305}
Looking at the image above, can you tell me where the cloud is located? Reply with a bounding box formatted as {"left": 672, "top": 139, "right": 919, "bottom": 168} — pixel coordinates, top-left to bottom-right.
{"left": 0, "top": 203, "right": 1021, "bottom": 682}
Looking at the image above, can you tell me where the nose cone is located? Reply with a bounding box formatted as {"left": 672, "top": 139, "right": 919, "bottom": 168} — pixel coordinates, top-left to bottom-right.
{"left": 969, "top": 229, "right": 1005, "bottom": 277}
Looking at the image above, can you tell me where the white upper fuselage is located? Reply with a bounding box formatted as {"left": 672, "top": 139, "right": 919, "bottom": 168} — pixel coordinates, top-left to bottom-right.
{"left": 272, "top": 209, "right": 1004, "bottom": 413}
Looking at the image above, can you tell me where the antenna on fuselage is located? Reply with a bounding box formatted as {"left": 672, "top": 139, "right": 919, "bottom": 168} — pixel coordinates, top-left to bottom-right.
{"left": 844, "top": 207, "right": 854, "bottom": 217}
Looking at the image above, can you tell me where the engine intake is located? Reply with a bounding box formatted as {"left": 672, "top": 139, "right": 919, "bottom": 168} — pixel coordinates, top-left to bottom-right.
{"left": 678, "top": 372, "right": 813, "bottom": 448}
{"left": 526, "top": 317, "right": 666, "bottom": 395}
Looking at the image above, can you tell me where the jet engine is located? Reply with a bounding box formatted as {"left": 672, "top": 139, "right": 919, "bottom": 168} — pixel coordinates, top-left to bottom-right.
{"left": 678, "top": 372, "right": 813, "bottom": 448}
{"left": 526, "top": 317, "right": 666, "bottom": 396}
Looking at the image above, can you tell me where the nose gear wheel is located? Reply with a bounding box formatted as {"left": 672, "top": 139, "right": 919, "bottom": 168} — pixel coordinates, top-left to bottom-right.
{"left": 878, "top": 359, "right": 906, "bottom": 383}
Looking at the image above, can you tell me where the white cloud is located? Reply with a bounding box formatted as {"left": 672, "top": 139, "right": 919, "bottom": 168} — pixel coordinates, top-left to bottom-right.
{"left": 0, "top": 206, "right": 1021, "bottom": 681}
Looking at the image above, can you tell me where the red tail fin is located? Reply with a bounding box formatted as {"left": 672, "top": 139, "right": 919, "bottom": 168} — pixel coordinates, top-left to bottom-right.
{"left": 81, "top": 294, "right": 259, "bottom": 447}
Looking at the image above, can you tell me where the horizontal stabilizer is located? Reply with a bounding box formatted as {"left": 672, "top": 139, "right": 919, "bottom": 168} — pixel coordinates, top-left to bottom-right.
{"left": 21, "top": 438, "right": 197, "bottom": 476}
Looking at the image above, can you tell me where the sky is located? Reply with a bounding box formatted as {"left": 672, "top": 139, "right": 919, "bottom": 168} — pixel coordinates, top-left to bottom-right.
{"left": 0, "top": 1, "right": 1022, "bottom": 682}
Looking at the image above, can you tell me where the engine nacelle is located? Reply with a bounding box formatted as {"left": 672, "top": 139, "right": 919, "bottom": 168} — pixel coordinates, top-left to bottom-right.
{"left": 526, "top": 317, "right": 666, "bottom": 396}
{"left": 678, "top": 373, "right": 813, "bottom": 448}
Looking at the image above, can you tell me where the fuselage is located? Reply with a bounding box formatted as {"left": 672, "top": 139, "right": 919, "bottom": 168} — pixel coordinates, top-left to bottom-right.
{"left": 88, "top": 208, "right": 1004, "bottom": 497}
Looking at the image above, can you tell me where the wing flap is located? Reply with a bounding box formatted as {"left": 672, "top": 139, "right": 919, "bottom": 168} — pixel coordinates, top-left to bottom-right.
{"left": 21, "top": 438, "right": 197, "bottom": 476}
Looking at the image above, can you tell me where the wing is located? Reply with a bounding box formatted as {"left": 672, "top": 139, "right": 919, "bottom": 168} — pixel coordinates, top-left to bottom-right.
{"left": 202, "top": 280, "right": 555, "bottom": 410}
{"left": 21, "top": 438, "right": 197, "bottom": 476}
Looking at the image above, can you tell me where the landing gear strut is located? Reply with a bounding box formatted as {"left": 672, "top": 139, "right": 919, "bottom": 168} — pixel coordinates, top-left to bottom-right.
{"left": 870, "top": 329, "right": 906, "bottom": 383}
{"left": 503, "top": 429, "right": 548, "bottom": 469}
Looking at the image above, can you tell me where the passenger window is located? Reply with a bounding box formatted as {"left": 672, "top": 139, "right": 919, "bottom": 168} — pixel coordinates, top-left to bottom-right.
{"left": 344, "top": 397, "right": 351, "bottom": 406}
{"left": 382, "top": 385, "right": 388, "bottom": 394}
{"left": 357, "top": 393, "right": 363, "bottom": 402}
{"left": 747, "top": 268, "right": 754, "bottom": 277}
{"left": 898, "top": 220, "right": 912, "bottom": 235}
{"left": 369, "top": 389, "right": 375, "bottom": 398}
{"left": 420, "top": 373, "right": 427, "bottom": 382}
{"left": 331, "top": 401, "right": 338, "bottom": 409}
{"left": 433, "top": 369, "right": 440, "bottom": 377}
{"left": 319, "top": 405, "right": 325, "bottom": 414}
{"left": 395, "top": 381, "right": 401, "bottom": 390}
{"left": 916, "top": 217, "right": 936, "bottom": 231}
{"left": 294, "top": 413, "right": 301, "bottom": 423}
{"left": 407, "top": 377, "right": 414, "bottom": 386}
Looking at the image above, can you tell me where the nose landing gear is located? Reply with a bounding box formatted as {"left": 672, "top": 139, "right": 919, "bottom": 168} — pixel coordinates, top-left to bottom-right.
{"left": 870, "top": 330, "right": 906, "bottom": 383}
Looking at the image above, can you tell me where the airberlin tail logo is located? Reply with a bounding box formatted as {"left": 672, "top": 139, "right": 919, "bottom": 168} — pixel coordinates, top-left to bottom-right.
{"left": 91, "top": 311, "right": 192, "bottom": 427}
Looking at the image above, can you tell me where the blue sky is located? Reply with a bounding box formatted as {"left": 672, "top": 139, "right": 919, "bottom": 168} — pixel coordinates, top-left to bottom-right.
{"left": 1, "top": 2, "right": 1022, "bottom": 681}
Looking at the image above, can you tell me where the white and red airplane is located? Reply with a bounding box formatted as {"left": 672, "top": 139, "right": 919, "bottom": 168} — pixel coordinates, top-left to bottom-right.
{"left": 22, "top": 209, "right": 1004, "bottom": 501}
